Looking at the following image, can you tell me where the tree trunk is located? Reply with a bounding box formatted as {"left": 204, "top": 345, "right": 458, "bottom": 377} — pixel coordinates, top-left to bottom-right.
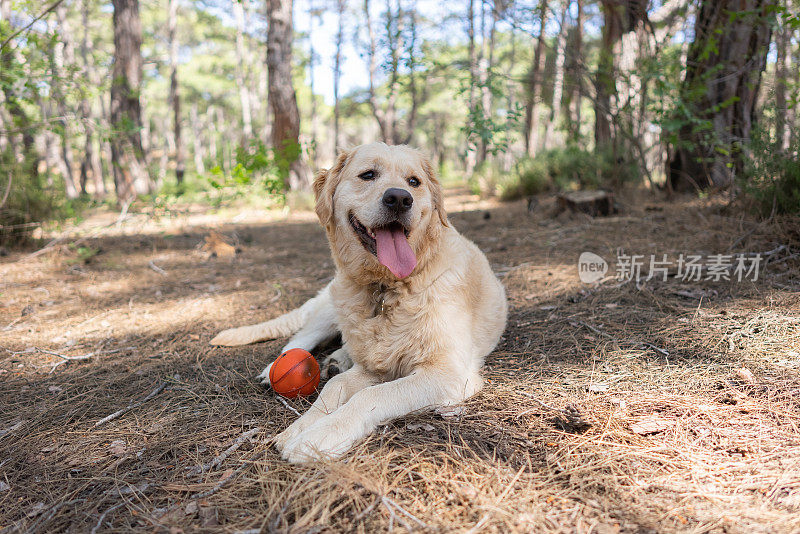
{"left": 667, "top": 0, "right": 774, "bottom": 191}
{"left": 308, "top": 2, "right": 320, "bottom": 166}
{"left": 364, "top": 0, "right": 402, "bottom": 145}
{"left": 79, "top": 0, "right": 105, "bottom": 197}
{"left": 168, "top": 0, "right": 185, "bottom": 185}
{"left": 476, "top": 0, "right": 496, "bottom": 165}
{"left": 51, "top": 5, "right": 79, "bottom": 199}
{"left": 111, "top": 0, "right": 150, "bottom": 204}
{"left": 234, "top": 0, "right": 254, "bottom": 142}
{"left": 775, "top": 17, "right": 789, "bottom": 151}
{"left": 402, "top": 3, "right": 421, "bottom": 145}
{"left": 524, "top": 0, "right": 549, "bottom": 156}
{"left": 593, "top": 0, "right": 648, "bottom": 149}
{"left": 333, "top": 0, "right": 345, "bottom": 149}
{"left": 544, "top": 0, "right": 569, "bottom": 150}
{"left": 569, "top": 0, "right": 583, "bottom": 142}
{"left": 190, "top": 103, "right": 206, "bottom": 175}
{"left": 465, "top": 0, "right": 478, "bottom": 173}
{"left": 266, "top": 0, "right": 310, "bottom": 190}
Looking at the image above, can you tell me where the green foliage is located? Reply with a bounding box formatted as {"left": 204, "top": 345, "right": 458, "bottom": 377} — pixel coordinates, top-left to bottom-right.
{"left": 741, "top": 127, "right": 800, "bottom": 216}
{"left": 205, "top": 140, "right": 292, "bottom": 206}
{"left": 496, "top": 146, "right": 638, "bottom": 201}
{"left": 0, "top": 155, "right": 70, "bottom": 245}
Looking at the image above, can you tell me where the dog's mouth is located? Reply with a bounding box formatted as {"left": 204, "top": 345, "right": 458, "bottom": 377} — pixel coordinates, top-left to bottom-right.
{"left": 349, "top": 214, "right": 417, "bottom": 279}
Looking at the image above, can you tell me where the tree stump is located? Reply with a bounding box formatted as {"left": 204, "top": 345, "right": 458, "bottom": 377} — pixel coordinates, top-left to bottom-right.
{"left": 556, "top": 191, "right": 616, "bottom": 217}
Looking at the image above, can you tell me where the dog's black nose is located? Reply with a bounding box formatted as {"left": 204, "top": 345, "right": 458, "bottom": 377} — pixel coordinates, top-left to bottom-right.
{"left": 382, "top": 188, "right": 413, "bottom": 213}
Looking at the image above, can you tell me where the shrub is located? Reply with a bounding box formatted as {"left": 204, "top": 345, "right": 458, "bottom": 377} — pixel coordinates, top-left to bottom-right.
{"left": 0, "top": 151, "right": 68, "bottom": 245}
{"left": 498, "top": 146, "right": 639, "bottom": 201}
{"left": 741, "top": 128, "right": 800, "bottom": 216}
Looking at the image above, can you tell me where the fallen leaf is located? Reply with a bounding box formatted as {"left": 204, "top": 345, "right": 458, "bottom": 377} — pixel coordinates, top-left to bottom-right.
{"left": 631, "top": 416, "right": 673, "bottom": 435}
{"left": 26, "top": 502, "right": 46, "bottom": 517}
{"left": 436, "top": 406, "right": 466, "bottom": 418}
{"left": 199, "top": 506, "right": 219, "bottom": 527}
{"left": 406, "top": 423, "right": 435, "bottom": 432}
{"left": 108, "top": 440, "right": 128, "bottom": 456}
{"left": 736, "top": 368, "right": 756, "bottom": 385}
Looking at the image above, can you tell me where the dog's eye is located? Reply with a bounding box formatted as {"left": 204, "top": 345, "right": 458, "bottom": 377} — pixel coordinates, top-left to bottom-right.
{"left": 359, "top": 170, "right": 376, "bottom": 181}
{"left": 407, "top": 176, "right": 421, "bottom": 188}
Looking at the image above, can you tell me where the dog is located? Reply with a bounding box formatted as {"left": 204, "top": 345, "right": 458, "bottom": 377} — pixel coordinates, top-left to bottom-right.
{"left": 210, "top": 142, "right": 507, "bottom": 463}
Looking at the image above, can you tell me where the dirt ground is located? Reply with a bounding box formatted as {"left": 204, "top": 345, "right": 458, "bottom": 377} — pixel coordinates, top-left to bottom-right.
{"left": 1, "top": 189, "right": 799, "bottom": 533}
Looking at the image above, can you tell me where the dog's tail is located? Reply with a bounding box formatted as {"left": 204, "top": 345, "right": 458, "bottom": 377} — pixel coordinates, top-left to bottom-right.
{"left": 210, "top": 283, "right": 333, "bottom": 347}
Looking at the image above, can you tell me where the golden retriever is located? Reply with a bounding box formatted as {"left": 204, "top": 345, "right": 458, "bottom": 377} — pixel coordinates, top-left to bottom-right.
{"left": 210, "top": 142, "right": 507, "bottom": 462}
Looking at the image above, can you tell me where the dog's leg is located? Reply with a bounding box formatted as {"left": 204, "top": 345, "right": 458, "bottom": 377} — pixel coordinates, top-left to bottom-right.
{"left": 281, "top": 365, "right": 482, "bottom": 463}
{"left": 320, "top": 346, "right": 353, "bottom": 379}
{"left": 254, "top": 295, "right": 340, "bottom": 384}
{"left": 274, "top": 364, "right": 378, "bottom": 452}
{"left": 210, "top": 282, "right": 335, "bottom": 347}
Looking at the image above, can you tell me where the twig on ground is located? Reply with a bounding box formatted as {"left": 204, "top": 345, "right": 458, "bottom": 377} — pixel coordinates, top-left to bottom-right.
{"left": 89, "top": 502, "right": 126, "bottom": 534}
{"left": 34, "top": 347, "right": 95, "bottom": 361}
{"left": 189, "top": 457, "right": 253, "bottom": 500}
{"left": 22, "top": 214, "right": 135, "bottom": 261}
{"left": 25, "top": 498, "right": 85, "bottom": 534}
{"left": 148, "top": 260, "right": 167, "bottom": 276}
{"left": 94, "top": 378, "right": 173, "bottom": 428}
{"left": 467, "top": 465, "right": 526, "bottom": 534}
{"left": 0, "top": 421, "right": 25, "bottom": 440}
{"left": 190, "top": 427, "right": 260, "bottom": 475}
{"left": 382, "top": 496, "right": 427, "bottom": 530}
{"left": 275, "top": 396, "right": 301, "bottom": 417}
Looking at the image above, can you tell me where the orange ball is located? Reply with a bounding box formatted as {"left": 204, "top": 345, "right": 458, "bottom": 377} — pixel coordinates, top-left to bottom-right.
{"left": 269, "top": 348, "right": 320, "bottom": 398}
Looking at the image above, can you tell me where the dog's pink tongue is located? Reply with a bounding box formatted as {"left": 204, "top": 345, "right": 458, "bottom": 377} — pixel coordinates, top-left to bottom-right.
{"left": 375, "top": 227, "right": 417, "bottom": 279}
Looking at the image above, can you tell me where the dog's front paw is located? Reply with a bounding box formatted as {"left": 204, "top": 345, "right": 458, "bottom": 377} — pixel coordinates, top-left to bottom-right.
{"left": 273, "top": 418, "right": 308, "bottom": 453}
{"left": 209, "top": 325, "right": 258, "bottom": 346}
{"left": 280, "top": 418, "right": 361, "bottom": 463}
{"left": 256, "top": 362, "right": 273, "bottom": 386}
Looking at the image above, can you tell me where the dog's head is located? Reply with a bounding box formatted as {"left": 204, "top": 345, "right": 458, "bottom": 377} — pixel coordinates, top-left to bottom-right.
{"left": 314, "top": 142, "right": 448, "bottom": 281}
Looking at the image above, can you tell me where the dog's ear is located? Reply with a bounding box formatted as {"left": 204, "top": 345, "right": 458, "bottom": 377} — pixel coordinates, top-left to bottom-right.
{"left": 314, "top": 150, "right": 350, "bottom": 230}
{"left": 422, "top": 158, "right": 448, "bottom": 227}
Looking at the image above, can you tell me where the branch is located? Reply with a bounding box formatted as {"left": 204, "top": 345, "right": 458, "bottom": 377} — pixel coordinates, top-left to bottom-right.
{"left": 189, "top": 427, "right": 260, "bottom": 475}
{"left": 94, "top": 378, "right": 173, "bottom": 428}
{"left": 0, "top": 0, "right": 67, "bottom": 52}
{"left": 0, "top": 173, "right": 11, "bottom": 210}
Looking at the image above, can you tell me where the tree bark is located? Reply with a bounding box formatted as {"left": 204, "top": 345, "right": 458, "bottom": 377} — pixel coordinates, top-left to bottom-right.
{"left": 266, "top": 0, "right": 310, "bottom": 190}
{"left": 190, "top": 103, "right": 206, "bottom": 175}
{"left": 775, "top": 15, "right": 789, "bottom": 151}
{"left": 402, "top": 3, "right": 421, "bottom": 145}
{"left": 364, "top": 0, "right": 402, "bottom": 145}
{"left": 593, "top": 0, "right": 648, "bottom": 149}
{"left": 168, "top": 0, "right": 185, "bottom": 185}
{"left": 524, "top": 0, "right": 548, "bottom": 156}
{"left": 234, "top": 0, "right": 254, "bottom": 142}
{"left": 465, "top": 0, "right": 478, "bottom": 173}
{"left": 333, "top": 0, "right": 345, "bottom": 149}
{"left": 51, "top": 5, "right": 79, "bottom": 199}
{"left": 111, "top": 0, "right": 150, "bottom": 204}
{"left": 79, "top": 0, "right": 105, "bottom": 197}
{"left": 667, "top": 0, "right": 774, "bottom": 191}
{"left": 475, "top": 0, "right": 494, "bottom": 165}
{"left": 569, "top": 0, "right": 583, "bottom": 142}
{"left": 544, "top": 0, "right": 569, "bottom": 150}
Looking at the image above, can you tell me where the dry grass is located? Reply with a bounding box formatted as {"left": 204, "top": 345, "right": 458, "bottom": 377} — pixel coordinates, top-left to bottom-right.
{"left": 0, "top": 190, "right": 799, "bottom": 533}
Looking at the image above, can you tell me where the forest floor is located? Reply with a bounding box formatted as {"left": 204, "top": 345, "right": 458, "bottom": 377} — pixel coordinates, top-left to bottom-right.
{"left": 1, "top": 188, "right": 799, "bottom": 533}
